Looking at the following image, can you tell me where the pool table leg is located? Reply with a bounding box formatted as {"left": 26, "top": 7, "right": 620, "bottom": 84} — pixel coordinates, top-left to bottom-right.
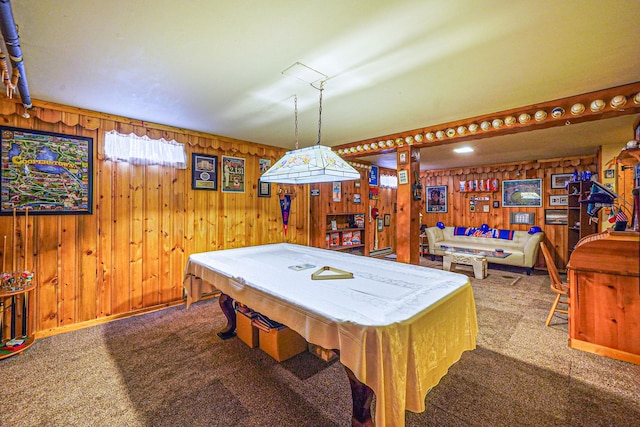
{"left": 216, "top": 293, "right": 237, "bottom": 340}
{"left": 345, "top": 366, "right": 375, "bottom": 427}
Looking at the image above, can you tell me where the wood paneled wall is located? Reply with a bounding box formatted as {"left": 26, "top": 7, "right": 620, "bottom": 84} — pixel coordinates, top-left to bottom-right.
{"left": 0, "top": 99, "right": 308, "bottom": 337}
{"left": 421, "top": 156, "right": 598, "bottom": 270}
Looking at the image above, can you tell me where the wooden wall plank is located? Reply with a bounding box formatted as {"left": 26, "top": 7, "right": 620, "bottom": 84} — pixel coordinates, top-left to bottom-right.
{"left": 97, "top": 160, "right": 113, "bottom": 317}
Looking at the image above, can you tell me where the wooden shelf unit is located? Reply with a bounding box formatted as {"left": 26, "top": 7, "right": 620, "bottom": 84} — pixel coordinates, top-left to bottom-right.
{"left": 325, "top": 213, "right": 367, "bottom": 255}
{"left": 567, "top": 180, "right": 597, "bottom": 258}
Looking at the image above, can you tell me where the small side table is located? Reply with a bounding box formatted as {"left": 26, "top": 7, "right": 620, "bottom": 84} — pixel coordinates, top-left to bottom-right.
{"left": 443, "top": 252, "right": 487, "bottom": 279}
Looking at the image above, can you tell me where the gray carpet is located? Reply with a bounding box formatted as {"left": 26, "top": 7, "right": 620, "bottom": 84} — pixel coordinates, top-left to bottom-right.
{"left": 2, "top": 261, "right": 639, "bottom": 426}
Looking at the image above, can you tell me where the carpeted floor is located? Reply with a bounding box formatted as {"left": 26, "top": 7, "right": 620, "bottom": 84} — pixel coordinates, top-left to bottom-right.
{"left": 2, "top": 260, "right": 639, "bottom": 426}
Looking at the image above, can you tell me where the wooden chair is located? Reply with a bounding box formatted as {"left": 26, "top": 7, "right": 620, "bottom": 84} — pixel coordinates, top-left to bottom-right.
{"left": 539, "top": 242, "right": 569, "bottom": 326}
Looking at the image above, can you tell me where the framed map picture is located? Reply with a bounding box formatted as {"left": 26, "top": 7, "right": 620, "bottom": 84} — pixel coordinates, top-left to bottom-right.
{"left": 1, "top": 126, "right": 93, "bottom": 215}
{"left": 221, "top": 156, "right": 245, "bottom": 193}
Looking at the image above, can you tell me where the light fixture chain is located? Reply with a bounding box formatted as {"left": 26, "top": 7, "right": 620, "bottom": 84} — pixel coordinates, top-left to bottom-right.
{"left": 317, "top": 81, "right": 324, "bottom": 145}
{"left": 294, "top": 95, "right": 299, "bottom": 150}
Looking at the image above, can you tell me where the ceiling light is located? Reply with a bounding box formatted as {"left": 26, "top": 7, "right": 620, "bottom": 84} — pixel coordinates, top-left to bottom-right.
{"left": 454, "top": 146, "right": 474, "bottom": 154}
{"left": 261, "top": 81, "right": 360, "bottom": 184}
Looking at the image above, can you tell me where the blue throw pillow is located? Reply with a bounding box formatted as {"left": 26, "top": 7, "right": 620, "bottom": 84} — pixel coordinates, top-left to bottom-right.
{"left": 497, "top": 229, "right": 515, "bottom": 240}
{"left": 454, "top": 226, "right": 467, "bottom": 236}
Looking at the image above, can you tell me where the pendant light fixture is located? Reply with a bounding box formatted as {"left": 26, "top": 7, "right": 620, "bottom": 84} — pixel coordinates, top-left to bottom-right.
{"left": 260, "top": 80, "right": 361, "bottom": 184}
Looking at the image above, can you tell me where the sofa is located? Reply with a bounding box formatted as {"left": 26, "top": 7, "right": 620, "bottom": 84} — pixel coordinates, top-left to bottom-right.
{"left": 424, "top": 225, "right": 544, "bottom": 274}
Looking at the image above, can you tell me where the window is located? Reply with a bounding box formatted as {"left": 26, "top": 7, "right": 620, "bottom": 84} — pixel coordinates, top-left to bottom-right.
{"left": 104, "top": 130, "right": 186, "bottom": 169}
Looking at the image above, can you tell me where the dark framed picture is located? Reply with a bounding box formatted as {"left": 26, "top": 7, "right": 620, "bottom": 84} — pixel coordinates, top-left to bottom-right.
{"left": 1, "top": 126, "right": 93, "bottom": 215}
{"left": 426, "top": 185, "right": 447, "bottom": 213}
{"left": 221, "top": 155, "right": 245, "bottom": 193}
{"left": 502, "top": 179, "right": 542, "bottom": 207}
{"left": 192, "top": 153, "right": 218, "bottom": 190}
{"left": 545, "top": 209, "right": 568, "bottom": 225}
{"left": 550, "top": 173, "right": 572, "bottom": 189}
{"left": 377, "top": 218, "right": 384, "bottom": 232}
{"left": 353, "top": 193, "right": 361, "bottom": 204}
{"left": 384, "top": 214, "right": 390, "bottom": 226}
{"left": 510, "top": 212, "right": 535, "bottom": 225}
{"left": 258, "top": 180, "right": 271, "bottom": 198}
{"left": 604, "top": 169, "right": 615, "bottom": 179}
{"left": 493, "top": 200, "right": 500, "bottom": 209}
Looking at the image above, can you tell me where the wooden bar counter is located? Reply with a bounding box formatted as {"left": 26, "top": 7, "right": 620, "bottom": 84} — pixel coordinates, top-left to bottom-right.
{"left": 567, "top": 230, "right": 640, "bottom": 365}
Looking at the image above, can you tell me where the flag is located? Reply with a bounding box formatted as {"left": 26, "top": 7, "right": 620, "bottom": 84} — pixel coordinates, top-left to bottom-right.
{"left": 280, "top": 194, "right": 291, "bottom": 236}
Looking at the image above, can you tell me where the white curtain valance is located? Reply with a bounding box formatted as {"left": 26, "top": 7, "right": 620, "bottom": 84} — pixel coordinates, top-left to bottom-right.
{"left": 104, "top": 130, "right": 186, "bottom": 169}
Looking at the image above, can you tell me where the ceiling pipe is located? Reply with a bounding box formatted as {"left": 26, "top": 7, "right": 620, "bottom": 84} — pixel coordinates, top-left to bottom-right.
{"left": 0, "top": 0, "right": 32, "bottom": 111}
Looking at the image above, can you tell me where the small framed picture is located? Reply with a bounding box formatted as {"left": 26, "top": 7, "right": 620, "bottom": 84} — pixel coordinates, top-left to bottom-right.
{"left": 353, "top": 193, "right": 361, "bottom": 204}
{"left": 549, "top": 195, "right": 568, "bottom": 206}
{"left": 604, "top": 169, "right": 615, "bottom": 179}
{"left": 384, "top": 214, "right": 391, "bottom": 226}
{"left": 258, "top": 180, "right": 271, "bottom": 198}
{"left": 354, "top": 181, "right": 361, "bottom": 188}
{"left": 492, "top": 200, "right": 500, "bottom": 209}
{"left": 398, "top": 170, "right": 409, "bottom": 185}
{"left": 398, "top": 151, "right": 409, "bottom": 165}
{"left": 510, "top": 212, "right": 535, "bottom": 225}
{"left": 332, "top": 182, "right": 342, "bottom": 202}
{"left": 377, "top": 218, "right": 384, "bottom": 232}
{"left": 545, "top": 209, "right": 568, "bottom": 225}
{"left": 550, "top": 173, "right": 573, "bottom": 189}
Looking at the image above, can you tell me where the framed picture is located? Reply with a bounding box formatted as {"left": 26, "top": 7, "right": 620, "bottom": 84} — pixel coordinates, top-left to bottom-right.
{"left": 354, "top": 181, "right": 361, "bottom": 188}
{"left": 259, "top": 158, "right": 271, "bottom": 173}
{"left": 550, "top": 173, "right": 572, "bottom": 189}
{"left": 426, "top": 185, "right": 447, "bottom": 213}
{"left": 377, "top": 218, "right": 384, "bottom": 232}
{"left": 502, "top": 179, "right": 542, "bottom": 207}
{"left": 398, "top": 170, "right": 409, "bottom": 185}
{"left": 221, "top": 156, "right": 245, "bottom": 193}
{"left": 510, "top": 212, "right": 535, "bottom": 225}
{"left": 384, "top": 213, "right": 391, "bottom": 226}
{"left": 258, "top": 180, "right": 271, "bottom": 198}
{"left": 604, "top": 169, "right": 615, "bottom": 179}
{"left": 353, "top": 193, "right": 361, "bottom": 204}
{"left": 332, "top": 182, "right": 342, "bottom": 202}
{"left": 1, "top": 126, "right": 93, "bottom": 215}
{"left": 192, "top": 153, "right": 218, "bottom": 190}
{"left": 549, "top": 195, "right": 568, "bottom": 206}
{"left": 369, "top": 165, "right": 379, "bottom": 186}
{"left": 493, "top": 200, "right": 500, "bottom": 209}
{"left": 545, "top": 209, "right": 568, "bottom": 225}
{"left": 398, "top": 151, "right": 408, "bottom": 165}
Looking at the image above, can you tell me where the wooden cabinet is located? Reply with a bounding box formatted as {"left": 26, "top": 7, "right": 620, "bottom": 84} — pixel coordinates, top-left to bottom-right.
{"left": 567, "top": 180, "right": 597, "bottom": 258}
{"left": 567, "top": 230, "right": 640, "bottom": 365}
{"left": 324, "top": 213, "right": 367, "bottom": 255}
{"left": 1, "top": 283, "right": 36, "bottom": 360}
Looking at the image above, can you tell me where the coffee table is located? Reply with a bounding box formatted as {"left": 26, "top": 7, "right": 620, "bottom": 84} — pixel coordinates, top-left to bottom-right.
{"left": 442, "top": 247, "right": 511, "bottom": 279}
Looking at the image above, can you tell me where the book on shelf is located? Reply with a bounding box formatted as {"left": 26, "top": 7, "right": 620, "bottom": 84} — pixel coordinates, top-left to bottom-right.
{"left": 342, "top": 231, "right": 353, "bottom": 246}
{"left": 352, "top": 230, "right": 361, "bottom": 244}
{"left": 329, "top": 232, "right": 340, "bottom": 247}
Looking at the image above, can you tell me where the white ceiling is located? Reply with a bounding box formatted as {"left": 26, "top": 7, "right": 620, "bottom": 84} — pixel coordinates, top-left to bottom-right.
{"left": 7, "top": 1, "right": 640, "bottom": 169}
